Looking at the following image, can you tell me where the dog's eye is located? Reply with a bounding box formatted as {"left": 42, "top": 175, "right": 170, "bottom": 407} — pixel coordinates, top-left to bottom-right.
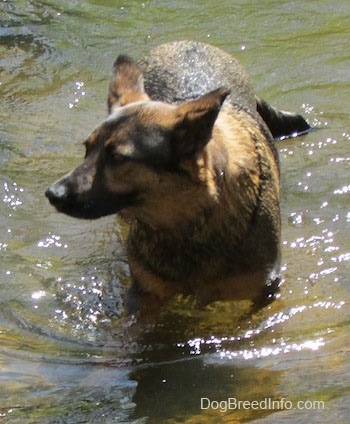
{"left": 105, "top": 144, "right": 127, "bottom": 165}
{"left": 113, "top": 153, "right": 127, "bottom": 164}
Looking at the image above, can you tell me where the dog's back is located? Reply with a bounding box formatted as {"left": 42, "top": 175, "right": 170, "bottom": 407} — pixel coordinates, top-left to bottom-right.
{"left": 139, "top": 41, "right": 256, "bottom": 112}
{"left": 139, "top": 41, "right": 310, "bottom": 141}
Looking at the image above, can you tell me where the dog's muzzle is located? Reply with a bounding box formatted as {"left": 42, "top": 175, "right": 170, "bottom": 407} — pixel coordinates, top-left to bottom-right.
{"left": 45, "top": 180, "right": 101, "bottom": 219}
{"left": 45, "top": 177, "right": 139, "bottom": 219}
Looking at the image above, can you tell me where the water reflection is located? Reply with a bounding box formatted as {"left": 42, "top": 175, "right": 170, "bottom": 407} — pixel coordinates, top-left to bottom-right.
{"left": 131, "top": 360, "right": 283, "bottom": 423}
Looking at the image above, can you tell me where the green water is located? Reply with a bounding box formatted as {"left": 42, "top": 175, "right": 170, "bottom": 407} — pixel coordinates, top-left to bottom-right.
{"left": 1, "top": 1, "right": 349, "bottom": 423}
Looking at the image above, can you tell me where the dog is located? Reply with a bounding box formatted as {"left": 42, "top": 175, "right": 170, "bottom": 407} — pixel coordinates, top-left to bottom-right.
{"left": 45, "top": 41, "right": 310, "bottom": 314}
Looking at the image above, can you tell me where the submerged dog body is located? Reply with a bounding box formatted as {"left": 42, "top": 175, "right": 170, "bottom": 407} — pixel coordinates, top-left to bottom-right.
{"left": 46, "top": 41, "right": 310, "bottom": 311}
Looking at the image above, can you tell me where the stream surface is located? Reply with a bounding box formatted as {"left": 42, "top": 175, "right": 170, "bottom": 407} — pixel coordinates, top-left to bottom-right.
{"left": 0, "top": 1, "right": 349, "bottom": 423}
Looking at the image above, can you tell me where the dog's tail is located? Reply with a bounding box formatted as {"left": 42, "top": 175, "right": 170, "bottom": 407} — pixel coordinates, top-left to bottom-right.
{"left": 257, "top": 98, "right": 311, "bottom": 140}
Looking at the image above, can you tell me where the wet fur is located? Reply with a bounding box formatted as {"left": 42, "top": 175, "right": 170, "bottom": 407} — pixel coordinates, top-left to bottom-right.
{"left": 46, "top": 41, "right": 310, "bottom": 314}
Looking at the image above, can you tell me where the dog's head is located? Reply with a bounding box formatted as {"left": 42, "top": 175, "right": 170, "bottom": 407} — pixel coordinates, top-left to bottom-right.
{"left": 45, "top": 55, "right": 229, "bottom": 224}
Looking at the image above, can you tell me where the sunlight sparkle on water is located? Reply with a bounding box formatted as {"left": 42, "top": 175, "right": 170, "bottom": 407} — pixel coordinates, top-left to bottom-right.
{"left": 68, "top": 81, "right": 86, "bottom": 109}
{"left": 37, "top": 234, "right": 68, "bottom": 249}
{"left": 183, "top": 300, "right": 344, "bottom": 359}
{"left": 334, "top": 184, "right": 350, "bottom": 195}
{"left": 31, "top": 290, "right": 46, "bottom": 300}
{"left": 2, "top": 182, "right": 23, "bottom": 210}
{"left": 218, "top": 337, "right": 325, "bottom": 361}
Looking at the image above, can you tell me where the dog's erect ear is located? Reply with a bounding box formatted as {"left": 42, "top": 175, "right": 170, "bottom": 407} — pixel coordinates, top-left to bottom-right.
{"left": 108, "top": 55, "right": 150, "bottom": 113}
{"left": 173, "top": 87, "right": 230, "bottom": 157}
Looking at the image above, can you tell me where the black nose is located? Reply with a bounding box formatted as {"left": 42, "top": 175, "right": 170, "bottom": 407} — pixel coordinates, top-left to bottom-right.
{"left": 45, "top": 182, "right": 68, "bottom": 205}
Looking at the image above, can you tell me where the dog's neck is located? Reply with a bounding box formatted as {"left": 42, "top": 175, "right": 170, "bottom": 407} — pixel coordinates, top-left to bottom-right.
{"left": 127, "top": 156, "right": 253, "bottom": 244}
